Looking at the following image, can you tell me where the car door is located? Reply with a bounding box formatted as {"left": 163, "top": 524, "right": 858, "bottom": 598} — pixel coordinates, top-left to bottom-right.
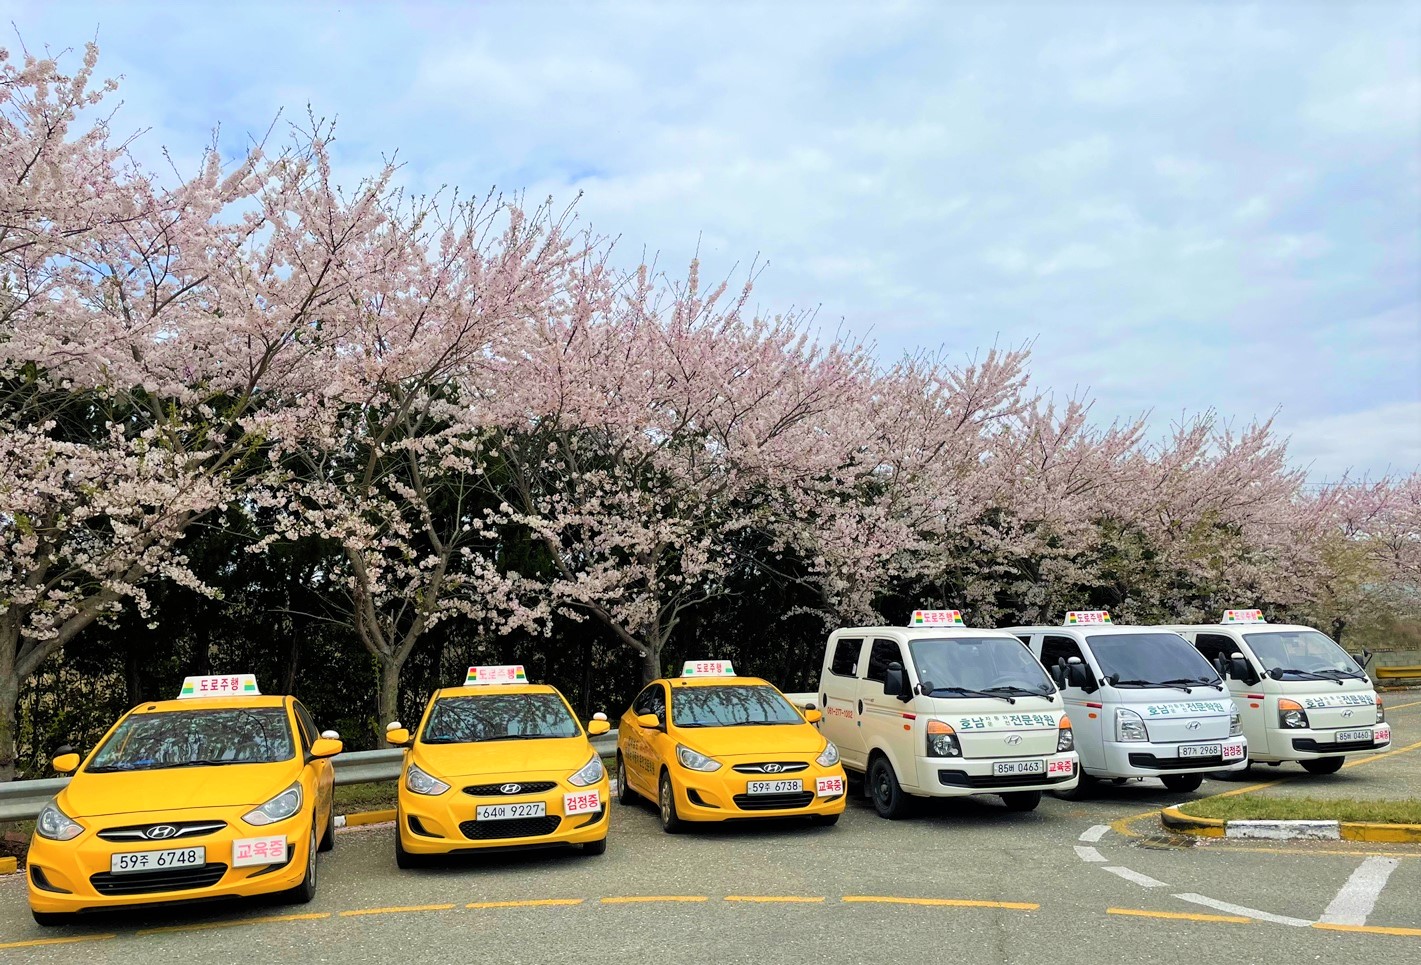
{"left": 623, "top": 683, "right": 667, "bottom": 796}
{"left": 1038, "top": 634, "right": 1102, "bottom": 769}
{"left": 820, "top": 635, "right": 867, "bottom": 770}
{"left": 1194, "top": 631, "right": 1263, "bottom": 751}
{"left": 292, "top": 700, "right": 334, "bottom": 827}
{"left": 860, "top": 637, "right": 916, "bottom": 789}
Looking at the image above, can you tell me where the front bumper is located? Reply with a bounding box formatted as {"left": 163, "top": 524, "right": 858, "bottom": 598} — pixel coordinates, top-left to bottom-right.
{"left": 924, "top": 752, "right": 1079, "bottom": 795}
{"left": 27, "top": 809, "right": 313, "bottom": 915}
{"left": 398, "top": 773, "right": 611, "bottom": 854}
{"left": 1264, "top": 722, "right": 1391, "bottom": 761}
{"left": 1099, "top": 737, "right": 1248, "bottom": 777}
{"left": 669, "top": 764, "right": 848, "bottom": 822}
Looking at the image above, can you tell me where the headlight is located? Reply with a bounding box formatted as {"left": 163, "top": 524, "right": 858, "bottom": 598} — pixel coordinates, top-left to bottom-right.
{"left": 926, "top": 720, "right": 961, "bottom": 758}
{"left": 1230, "top": 710, "right": 1243, "bottom": 737}
{"left": 1278, "top": 699, "right": 1308, "bottom": 729}
{"left": 1057, "top": 725, "right": 1075, "bottom": 752}
{"left": 675, "top": 744, "right": 721, "bottom": 772}
{"left": 35, "top": 802, "right": 85, "bottom": 842}
{"left": 404, "top": 762, "right": 451, "bottom": 796}
{"left": 816, "top": 741, "right": 840, "bottom": 767}
{"left": 1376, "top": 697, "right": 1385, "bottom": 724}
{"left": 568, "top": 753, "right": 605, "bottom": 787}
{"left": 1115, "top": 708, "right": 1148, "bottom": 742}
{"left": 242, "top": 782, "right": 303, "bottom": 826}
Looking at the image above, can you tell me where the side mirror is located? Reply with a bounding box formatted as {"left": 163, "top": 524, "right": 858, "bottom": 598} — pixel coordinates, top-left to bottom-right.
{"left": 310, "top": 737, "right": 343, "bottom": 758}
{"left": 1229, "top": 653, "right": 1255, "bottom": 684}
{"left": 916, "top": 679, "right": 935, "bottom": 696}
{"left": 883, "top": 662, "right": 912, "bottom": 702}
{"left": 587, "top": 719, "right": 611, "bottom": 736}
{"left": 637, "top": 713, "right": 662, "bottom": 729}
{"left": 803, "top": 708, "right": 823, "bottom": 724}
{"left": 385, "top": 727, "right": 412, "bottom": 747}
{"left": 51, "top": 753, "right": 81, "bottom": 774}
{"left": 1065, "top": 656, "right": 1093, "bottom": 691}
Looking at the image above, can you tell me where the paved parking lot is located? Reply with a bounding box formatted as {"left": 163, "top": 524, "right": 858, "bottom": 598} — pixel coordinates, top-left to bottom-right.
{"left": 1, "top": 696, "right": 1417, "bottom": 964}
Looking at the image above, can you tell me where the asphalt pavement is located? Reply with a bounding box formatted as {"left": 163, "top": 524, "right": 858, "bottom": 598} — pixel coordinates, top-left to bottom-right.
{"left": 1, "top": 696, "right": 1417, "bottom": 964}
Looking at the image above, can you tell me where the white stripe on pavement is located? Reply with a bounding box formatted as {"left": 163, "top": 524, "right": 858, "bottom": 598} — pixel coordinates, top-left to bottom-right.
{"left": 1319, "top": 857, "right": 1400, "bottom": 926}
{"left": 1074, "top": 846, "right": 1107, "bottom": 863}
{"left": 1103, "top": 866, "right": 1168, "bottom": 888}
{"left": 1079, "top": 825, "right": 1110, "bottom": 843}
{"left": 1173, "top": 893, "right": 1312, "bottom": 927}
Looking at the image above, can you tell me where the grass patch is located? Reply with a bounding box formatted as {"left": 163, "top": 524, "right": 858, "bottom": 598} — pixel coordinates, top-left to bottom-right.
{"left": 1180, "top": 795, "right": 1421, "bottom": 825}
{"left": 334, "top": 781, "right": 398, "bottom": 813}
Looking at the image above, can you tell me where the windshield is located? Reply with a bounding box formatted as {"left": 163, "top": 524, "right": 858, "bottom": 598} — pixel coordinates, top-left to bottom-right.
{"left": 1087, "top": 633, "right": 1222, "bottom": 688}
{"left": 87, "top": 708, "right": 295, "bottom": 772}
{"left": 909, "top": 637, "right": 1054, "bottom": 696}
{"left": 1244, "top": 630, "right": 1363, "bottom": 677}
{"left": 670, "top": 685, "right": 803, "bottom": 727}
{"left": 421, "top": 693, "right": 579, "bottom": 743}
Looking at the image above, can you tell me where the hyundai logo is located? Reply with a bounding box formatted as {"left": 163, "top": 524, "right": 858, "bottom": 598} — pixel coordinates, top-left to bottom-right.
{"left": 762, "top": 763, "right": 783, "bottom": 773}
{"left": 1342, "top": 710, "right": 1354, "bottom": 718}
{"left": 1004, "top": 734, "right": 1022, "bottom": 745}
{"left": 1186, "top": 720, "right": 1201, "bottom": 731}
{"left": 145, "top": 825, "right": 179, "bottom": 840}
{"left": 500, "top": 783, "right": 522, "bottom": 794}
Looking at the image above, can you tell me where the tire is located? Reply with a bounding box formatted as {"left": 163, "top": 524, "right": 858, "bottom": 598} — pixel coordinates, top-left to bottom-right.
{"left": 583, "top": 837, "right": 608, "bottom": 855}
{"left": 868, "top": 756, "right": 911, "bottom": 820}
{"left": 1160, "top": 773, "right": 1205, "bottom": 794}
{"left": 658, "top": 771, "right": 685, "bottom": 834}
{"left": 31, "top": 910, "right": 76, "bottom": 927}
{"left": 318, "top": 802, "right": 335, "bottom": 853}
{"left": 1001, "top": 791, "right": 1042, "bottom": 812}
{"left": 1302, "top": 756, "right": 1345, "bottom": 776}
{"left": 811, "top": 813, "right": 841, "bottom": 827}
{"left": 616, "top": 753, "right": 636, "bottom": 805}
{"left": 283, "top": 816, "right": 319, "bottom": 903}
{"left": 394, "top": 819, "right": 424, "bottom": 870}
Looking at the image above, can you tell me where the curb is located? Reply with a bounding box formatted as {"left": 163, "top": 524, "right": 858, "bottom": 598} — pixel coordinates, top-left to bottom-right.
{"left": 1161, "top": 806, "right": 1421, "bottom": 842}
{"left": 0, "top": 856, "right": 15, "bottom": 875}
{"left": 334, "top": 809, "right": 396, "bottom": 828}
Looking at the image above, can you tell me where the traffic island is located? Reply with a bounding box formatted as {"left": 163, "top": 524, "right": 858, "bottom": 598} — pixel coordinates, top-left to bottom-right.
{"left": 1162, "top": 797, "right": 1421, "bottom": 842}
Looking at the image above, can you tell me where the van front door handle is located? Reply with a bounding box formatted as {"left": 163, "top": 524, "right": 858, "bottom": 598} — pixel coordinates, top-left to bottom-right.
{"left": 857, "top": 700, "right": 863, "bottom": 715}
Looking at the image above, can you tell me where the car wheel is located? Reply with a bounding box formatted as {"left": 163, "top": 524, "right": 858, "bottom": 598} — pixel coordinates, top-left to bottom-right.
{"left": 811, "top": 813, "right": 841, "bottom": 827}
{"left": 318, "top": 802, "right": 335, "bottom": 853}
{"left": 583, "top": 837, "right": 608, "bottom": 855}
{"left": 1301, "top": 756, "right": 1345, "bottom": 776}
{"left": 1053, "top": 771, "right": 1096, "bottom": 800}
{"left": 1001, "top": 790, "right": 1042, "bottom": 812}
{"left": 658, "top": 771, "right": 684, "bottom": 833}
{"left": 868, "top": 756, "right": 910, "bottom": 819}
{"left": 1161, "top": 773, "right": 1205, "bottom": 793}
{"left": 616, "top": 753, "right": 636, "bottom": 805}
{"left": 283, "top": 816, "right": 319, "bottom": 903}
{"left": 31, "top": 910, "right": 76, "bottom": 927}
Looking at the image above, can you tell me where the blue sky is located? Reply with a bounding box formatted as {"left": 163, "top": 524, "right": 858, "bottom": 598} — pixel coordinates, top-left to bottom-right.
{"left": 7, "top": 0, "right": 1419, "bottom": 481}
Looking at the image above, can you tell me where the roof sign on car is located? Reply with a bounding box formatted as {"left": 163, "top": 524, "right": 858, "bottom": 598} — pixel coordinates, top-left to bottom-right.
{"left": 1064, "top": 610, "right": 1112, "bottom": 625}
{"left": 1222, "top": 609, "right": 1266, "bottom": 624}
{"left": 682, "top": 660, "right": 735, "bottom": 677}
{"left": 178, "top": 674, "right": 260, "bottom": 698}
{"left": 909, "top": 609, "right": 964, "bottom": 627}
{"left": 463, "top": 665, "right": 527, "bottom": 686}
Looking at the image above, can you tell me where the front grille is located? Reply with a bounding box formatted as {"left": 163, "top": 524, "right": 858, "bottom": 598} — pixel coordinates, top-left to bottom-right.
{"left": 90, "top": 863, "right": 227, "bottom": 896}
{"left": 462, "top": 782, "right": 557, "bottom": 796}
{"left": 97, "top": 821, "right": 227, "bottom": 842}
{"left": 731, "top": 762, "right": 809, "bottom": 774}
{"left": 732, "top": 791, "right": 815, "bottom": 811}
{"left": 459, "top": 816, "right": 562, "bottom": 840}
{"left": 937, "top": 767, "right": 1076, "bottom": 789}
{"left": 1292, "top": 738, "right": 1375, "bottom": 753}
{"left": 1128, "top": 753, "right": 1224, "bottom": 770}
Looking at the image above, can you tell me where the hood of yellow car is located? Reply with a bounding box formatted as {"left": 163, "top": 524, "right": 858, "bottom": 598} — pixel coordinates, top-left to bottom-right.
{"left": 60, "top": 761, "right": 299, "bottom": 818}
{"left": 412, "top": 736, "right": 595, "bottom": 780}
{"left": 669, "top": 723, "right": 827, "bottom": 759}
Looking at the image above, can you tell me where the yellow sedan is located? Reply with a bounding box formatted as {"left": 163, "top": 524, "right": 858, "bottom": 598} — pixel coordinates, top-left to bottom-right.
{"left": 26, "top": 675, "right": 341, "bottom": 926}
{"left": 617, "top": 660, "right": 847, "bottom": 832}
{"left": 388, "top": 665, "right": 611, "bottom": 866}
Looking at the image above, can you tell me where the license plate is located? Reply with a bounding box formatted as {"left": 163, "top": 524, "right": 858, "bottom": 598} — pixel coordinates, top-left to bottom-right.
{"left": 1179, "top": 743, "right": 1221, "bottom": 759}
{"left": 563, "top": 790, "right": 601, "bottom": 815}
{"left": 1336, "top": 729, "right": 1372, "bottom": 743}
{"left": 110, "top": 846, "right": 205, "bottom": 875}
{"left": 232, "top": 835, "right": 287, "bottom": 868}
{"left": 992, "top": 759, "right": 1044, "bottom": 776}
{"left": 475, "top": 802, "right": 547, "bottom": 820}
{"left": 815, "top": 776, "right": 844, "bottom": 797}
{"left": 747, "top": 780, "right": 803, "bottom": 794}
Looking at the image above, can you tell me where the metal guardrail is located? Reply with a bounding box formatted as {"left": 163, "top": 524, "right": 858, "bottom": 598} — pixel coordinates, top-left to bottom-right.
{"left": 0, "top": 736, "right": 621, "bottom": 823}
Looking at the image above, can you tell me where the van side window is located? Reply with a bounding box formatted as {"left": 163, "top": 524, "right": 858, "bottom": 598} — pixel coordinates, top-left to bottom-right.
{"left": 633, "top": 684, "right": 666, "bottom": 723}
{"left": 830, "top": 638, "right": 862, "bottom": 677}
{"left": 1014, "top": 634, "right": 1032, "bottom": 646}
{"left": 865, "top": 639, "right": 905, "bottom": 683}
{"left": 1041, "top": 635, "right": 1085, "bottom": 670}
{"left": 1195, "top": 633, "right": 1240, "bottom": 668}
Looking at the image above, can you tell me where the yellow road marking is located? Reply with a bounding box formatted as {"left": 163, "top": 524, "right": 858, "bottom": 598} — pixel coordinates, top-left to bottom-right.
{"left": 1342, "top": 739, "right": 1421, "bottom": 769}
{"left": 1382, "top": 698, "right": 1421, "bottom": 711}
{"left": 600, "top": 896, "right": 709, "bottom": 904}
{"left": 138, "top": 913, "right": 329, "bottom": 935}
{"left": 0, "top": 934, "right": 117, "bottom": 950}
{"left": 1314, "top": 922, "right": 1421, "bottom": 937}
{"left": 1218, "top": 844, "right": 1421, "bottom": 859}
{"left": 841, "top": 896, "right": 1038, "bottom": 910}
{"left": 467, "top": 899, "right": 584, "bottom": 909}
{"left": 339, "top": 904, "right": 455, "bottom": 917}
{"left": 724, "top": 896, "right": 826, "bottom": 904}
{"left": 1108, "top": 908, "right": 1251, "bottom": 924}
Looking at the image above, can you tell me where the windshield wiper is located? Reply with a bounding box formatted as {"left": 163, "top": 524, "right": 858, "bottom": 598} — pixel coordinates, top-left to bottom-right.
{"left": 984, "top": 686, "right": 1055, "bottom": 702}
{"left": 480, "top": 734, "right": 560, "bottom": 742}
{"left": 930, "top": 686, "right": 1015, "bottom": 704}
{"left": 1314, "top": 668, "right": 1366, "bottom": 682}
{"left": 154, "top": 759, "right": 250, "bottom": 769}
{"left": 1268, "top": 667, "right": 1330, "bottom": 681}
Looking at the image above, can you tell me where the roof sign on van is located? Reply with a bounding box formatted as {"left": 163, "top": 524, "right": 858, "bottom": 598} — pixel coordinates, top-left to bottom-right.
{"left": 682, "top": 660, "right": 735, "bottom": 677}
{"left": 463, "top": 665, "right": 527, "bottom": 686}
{"left": 1222, "top": 609, "right": 1266, "bottom": 624}
{"left": 178, "top": 674, "right": 260, "bottom": 698}
{"left": 910, "top": 609, "right": 964, "bottom": 627}
{"left": 1065, "top": 610, "right": 1112, "bottom": 625}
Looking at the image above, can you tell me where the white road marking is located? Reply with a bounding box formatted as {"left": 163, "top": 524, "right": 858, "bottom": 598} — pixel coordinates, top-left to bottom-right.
{"left": 1074, "top": 846, "right": 1107, "bottom": 863}
{"left": 1319, "top": 857, "right": 1400, "bottom": 926}
{"left": 1173, "top": 893, "right": 1312, "bottom": 927}
{"left": 1079, "top": 825, "right": 1110, "bottom": 843}
{"left": 1103, "top": 866, "right": 1168, "bottom": 888}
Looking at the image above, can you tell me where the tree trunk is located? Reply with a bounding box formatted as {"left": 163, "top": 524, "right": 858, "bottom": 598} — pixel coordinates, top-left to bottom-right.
{"left": 0, "top": 673, "right": 19, "bottom": 783}
{"left": 376, "top": 654, "right": 406, "bottom": 743}
{"left": 639, "top": 643, "right": 662, "bottom": 686}
{"left": 124, "top": 646, "right": 142, "bottom": 706}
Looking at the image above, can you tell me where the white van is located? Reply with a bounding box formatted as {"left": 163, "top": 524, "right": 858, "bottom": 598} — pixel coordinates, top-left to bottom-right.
{"left": 1006, "top": 612, "right": 1247, "bottom": 794}
{"left": 1163, "top": 609, "right": 1391, "bottom": 774}
{"left": 814, "top": 610, "right": 1079, "bottom": 817}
